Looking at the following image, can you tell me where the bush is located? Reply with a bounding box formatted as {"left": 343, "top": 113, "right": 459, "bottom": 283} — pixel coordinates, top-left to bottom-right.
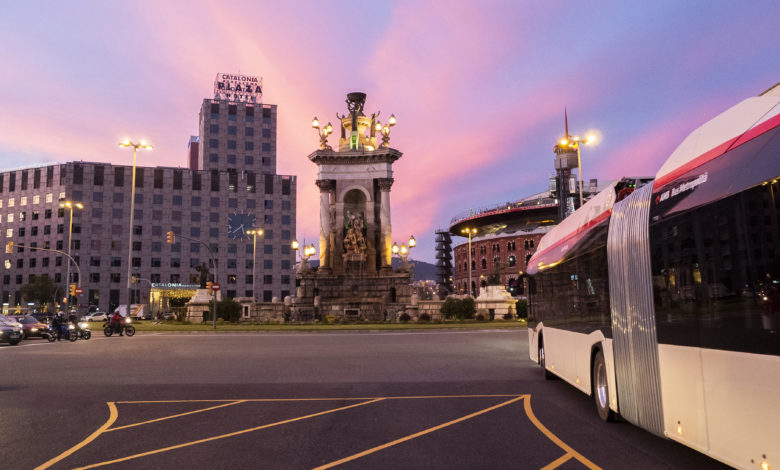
{"left": 503, "top": 313, "right": 513, "bottom": 320}
{"left": 475, "top": 313, "right": 486, "bottom": 322}
{"left": 515, "top": 299, "right": 528, "bottom": 318}
{"left": 440, "top": 297, "right": 476, "bottom": 320}
{"left": 399, "top": 312, "right": 411, "bottom": 322}
{"left": 418, "top": 313, "right": 431, "bottom": 323}
{"left": 217, "top": 298, "right": 242, "bottom": 323}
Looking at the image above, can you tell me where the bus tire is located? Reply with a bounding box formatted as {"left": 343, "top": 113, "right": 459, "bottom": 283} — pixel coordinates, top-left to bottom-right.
{"left": 592, "top": 350, "right": 615, "bottom": 421}
{"left": 539, "top": 340, "right": 555, "bottom": 380}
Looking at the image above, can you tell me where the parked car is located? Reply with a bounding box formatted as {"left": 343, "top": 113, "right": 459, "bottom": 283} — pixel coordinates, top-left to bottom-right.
{"left": 0, "top": 316, "right": 22, "bottom": 345}
{"left": 31, "top": 312, "right": 51, "bottom": 323}
{"left": 85, "top": 312, "right": 108, "bottom": 322}
{"left": 14, "top": 315, "right": 47, "bottom": 339}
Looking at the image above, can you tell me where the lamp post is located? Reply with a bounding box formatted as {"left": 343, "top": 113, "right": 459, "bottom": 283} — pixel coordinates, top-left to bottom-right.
{"left": 118, "top": 139, "right": 152, "bottom": 317}
{"left": 59, "top": 200, "right": 83, "bottom": 309}
{"left": 559, "top": 133, "right": 597, "bottom": 208}
{"left": 391, "top": 235, "right": 416, "bottom": 270}
{"left": 461, "top": 227, "right": 477, "bottom": 296}
{"left": 247, "top": 229, "right": 263, "bottom": 301}
{"left": 292, "top": 239, "right": 316, "bottom": 272}
{"left": 311, "top": 117, "right": 334, "bottom": 150}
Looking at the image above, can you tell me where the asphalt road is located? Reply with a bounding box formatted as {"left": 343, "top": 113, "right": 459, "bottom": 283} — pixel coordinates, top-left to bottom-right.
{"left": 0, "top": 330, "right": 729, "bottom": 469}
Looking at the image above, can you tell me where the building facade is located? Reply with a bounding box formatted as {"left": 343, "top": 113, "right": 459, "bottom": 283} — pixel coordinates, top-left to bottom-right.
{"left": 0, "top": 75, "right": 296, "bottom": 313}
{"left": 452, "top": 230, "right": 547, "bottom": 297}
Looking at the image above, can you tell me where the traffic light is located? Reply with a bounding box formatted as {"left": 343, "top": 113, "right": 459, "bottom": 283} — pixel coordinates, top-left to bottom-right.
{"left": 5, "top": 241, "right": 13, "bottom": 254}
{"left": 206, "top": 281, "right": 213, "bottom": 291}
{"left": 166, "top": 231, "right": 175, "bottom": 244}
{"left": 131, "top": 275, "right": 138, "bottom": 284}
{"left": 69, "top": 283, "right": 76, "bottom": 296}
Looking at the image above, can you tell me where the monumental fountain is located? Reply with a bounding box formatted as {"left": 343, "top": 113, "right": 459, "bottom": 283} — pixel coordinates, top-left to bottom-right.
{"left": 294, "top": 92, "right": 414, "bottom": 321}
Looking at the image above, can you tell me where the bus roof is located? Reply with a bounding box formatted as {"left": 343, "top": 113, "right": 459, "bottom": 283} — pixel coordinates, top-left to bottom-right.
{"left": 527, "top": 182, "right": 618, "bottom": 275}
{"left": 654, "top": 82, "right": 780, "bottom": 189}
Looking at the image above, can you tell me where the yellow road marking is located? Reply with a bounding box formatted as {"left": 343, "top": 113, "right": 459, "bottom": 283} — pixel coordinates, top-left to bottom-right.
{"left": 72, "top": 398, "right": 385, "bottom": 470}
{"left": 35, "top": 402, "right": 118, "bottom": 470}
{"left": 313, "top": 395, "right": 527, "bottom": 470}
{"left": 106, "top": 400, "right": 247, "bottom": 432}
{"left": 523, "top": 396, "right": 601, "bottom": 470}
{"left": 116, "top": 394, "right": 520, "bottom": 404}
{"left": 541, "top": 453, "right": 573, "bottom": 470}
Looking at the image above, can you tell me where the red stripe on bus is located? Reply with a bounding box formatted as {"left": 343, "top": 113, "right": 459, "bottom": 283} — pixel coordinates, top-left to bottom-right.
{"left": 528, "top": 209, "right": 613, "bottom": 270}
{"left": 654, "top": 111, "right": 780, "bottom": 190}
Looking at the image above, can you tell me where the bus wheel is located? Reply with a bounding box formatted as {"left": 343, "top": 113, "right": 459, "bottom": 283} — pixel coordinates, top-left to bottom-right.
{"left": 592, "top": 350, "right": 615, "bottom": 421}
{"left": 539, "top": 341, "right": 555, "bottom": 380}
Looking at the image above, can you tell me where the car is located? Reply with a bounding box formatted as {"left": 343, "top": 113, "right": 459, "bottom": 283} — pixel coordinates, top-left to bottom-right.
{"left": 0, "top": 316, "right": 22, "bottom": 345}
{"left": 14, "top": 315, "right": 47, "bottom": 339}
{"left": 85, "top": 312, "right": 108, "bottom": 322}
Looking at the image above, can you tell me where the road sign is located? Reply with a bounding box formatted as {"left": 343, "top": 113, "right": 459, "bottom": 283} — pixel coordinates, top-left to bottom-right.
{"left": 74, "top": 287, "right": 83, "bottom": 296}
{"left": 211, "top": 283, "right": 221, "bottom": 291}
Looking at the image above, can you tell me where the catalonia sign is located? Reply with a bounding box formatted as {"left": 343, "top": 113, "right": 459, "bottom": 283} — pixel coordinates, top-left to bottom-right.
{"left": 214, "top": 73, "right": 263, "bottom": 103}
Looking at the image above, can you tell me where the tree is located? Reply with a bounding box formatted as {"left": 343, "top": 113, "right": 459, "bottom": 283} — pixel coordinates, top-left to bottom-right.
{"left": 20, "top": 275, "right": 58, "bottom": 310}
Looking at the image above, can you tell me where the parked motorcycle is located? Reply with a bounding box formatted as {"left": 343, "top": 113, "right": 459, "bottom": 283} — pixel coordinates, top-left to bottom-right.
{"left": 103, "top": 317, "right": 135, "bottom": 337}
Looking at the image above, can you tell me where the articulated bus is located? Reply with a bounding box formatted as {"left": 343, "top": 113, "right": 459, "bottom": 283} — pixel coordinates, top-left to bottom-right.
{"left": 526, "top": 82, "right": 780, "bottom": 469}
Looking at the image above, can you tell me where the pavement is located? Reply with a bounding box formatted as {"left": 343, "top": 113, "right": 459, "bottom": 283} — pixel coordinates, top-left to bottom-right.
{"left": 0, "top": 330, "right": 729, "bottom": 469}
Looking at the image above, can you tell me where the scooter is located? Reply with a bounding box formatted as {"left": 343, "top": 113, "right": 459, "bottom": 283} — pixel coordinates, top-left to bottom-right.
{"left": 69, "top": 321, "right": 91, "bottom": 340}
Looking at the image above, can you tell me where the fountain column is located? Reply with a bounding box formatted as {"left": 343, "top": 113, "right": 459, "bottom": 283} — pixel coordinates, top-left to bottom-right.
{"left": 315, "top": 179, "right": 336, "bottom": 272}
{"left": 377, "top": 178, "right": 394, "bottom": 270}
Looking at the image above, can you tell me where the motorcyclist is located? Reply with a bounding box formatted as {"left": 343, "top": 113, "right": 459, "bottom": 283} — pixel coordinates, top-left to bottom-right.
{"left": 110, "top": 311, "right": 124, "bottom": 336}
{"left": 51, "top": 313, "right": 63, "bottom": 341}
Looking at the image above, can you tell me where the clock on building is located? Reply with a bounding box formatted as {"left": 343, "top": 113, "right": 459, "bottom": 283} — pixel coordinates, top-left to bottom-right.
{"left": 227, "top": 213, "right": 256, "bottom": 239}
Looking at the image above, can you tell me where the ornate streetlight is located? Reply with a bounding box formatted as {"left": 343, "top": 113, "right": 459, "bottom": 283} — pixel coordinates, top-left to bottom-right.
{"left": 59, "top": 200, "right": 83, "bottom": 309}
{"left": 461, "top": 227, "right": 477, "bottom": 296}
{"left": 391, "top": 235, "right": 415, "bottom": 270}
{"left": 311, "top": 117, "right": 334, "bottom": 150}
{"left": 118, "top": 139, "right": 152, "bottom": 317}
{"left": 247, "top": 229, "right": 263, "bottom": 301}
{"left": 292, "top": 239, "right": 316, "bottom": 272}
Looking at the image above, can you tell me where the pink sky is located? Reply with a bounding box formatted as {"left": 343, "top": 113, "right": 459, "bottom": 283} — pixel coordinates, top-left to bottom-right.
{"left": 0, "top": 1, "right": 777, "bottom": 262}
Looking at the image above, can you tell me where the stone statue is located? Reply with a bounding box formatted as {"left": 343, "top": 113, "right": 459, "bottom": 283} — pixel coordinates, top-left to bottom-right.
{"left": 343, "top": 211, "right": 367, "bottom": 254}
{"left": 194, "top": 262, "right": 211, "bottom": 288}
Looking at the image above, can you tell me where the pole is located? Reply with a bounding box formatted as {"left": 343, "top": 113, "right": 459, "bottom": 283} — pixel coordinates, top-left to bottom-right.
{"left": 577, "top": 145, "right": 583, "bottom": 209}
{"left": 65, "top": 205, "right": 73, "bottom": 309}
{"left": 252, "top": 233, "right": 257, "bottom": 301}
{"left": 126, "top": 146, "right": 137, "bottom": 318}
{"left": 467, "top": 231, "right": 473, "bottom": 297}
{"left": 212, "top": 254, "right": 218, "bottom": 330}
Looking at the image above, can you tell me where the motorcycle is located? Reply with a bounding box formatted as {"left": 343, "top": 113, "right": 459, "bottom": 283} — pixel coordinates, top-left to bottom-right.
{"left": 69, "top": 322, "right": 91, "bottom": 340}
{"left": 103, "top": 317, "right": 135, "bottom": 337}
{"left": 44, "top": 324, "right": 58, "bottom": 342}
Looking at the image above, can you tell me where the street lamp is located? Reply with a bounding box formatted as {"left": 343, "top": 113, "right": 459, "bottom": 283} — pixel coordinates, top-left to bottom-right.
{"left": 59, "top": 200, "right": 83, "bottom": 309}
{"left": 391, "top": 235, "right": 415, "bottom": 270}
{"left": 559, "top": 133, "right": 597, "bottom": 207}
{"left": 247, "top": 229, "right": 264, "bottom": 301}
{"left": 311, "top": 117, "right": 334, "bottom": 150}
{"left": 118, "top": 139, "right": 152, "bottom": 317}
{"left": 461, "top": 227, "right": 477, "bottom": 296}
{"left": 292, "top": 239, "right": 316, "bottom": 272}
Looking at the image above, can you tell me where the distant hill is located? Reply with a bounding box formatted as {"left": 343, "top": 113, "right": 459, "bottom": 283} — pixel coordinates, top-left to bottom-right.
{"left": 306, "top": 259, "right": 438, "bottom": 282}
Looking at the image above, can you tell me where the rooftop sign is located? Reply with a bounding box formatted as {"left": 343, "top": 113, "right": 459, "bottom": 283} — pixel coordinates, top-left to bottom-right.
{"left": 213, "top": 73, "right": 263, "bottom": 103}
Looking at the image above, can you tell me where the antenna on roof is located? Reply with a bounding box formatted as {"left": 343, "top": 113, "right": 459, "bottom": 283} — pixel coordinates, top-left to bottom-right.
{"left": 564, "top": 108, "right": 569, "bottom": 139}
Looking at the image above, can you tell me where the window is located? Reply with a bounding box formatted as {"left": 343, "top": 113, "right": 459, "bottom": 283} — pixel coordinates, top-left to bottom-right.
{"left": 262, "top": 157, "right": 271, "bottom": 167}
{"left": 227, "top": 244, "right": 237, "bottom": 254}
{"left": 227, "top": 259, "right": 237, "bottom": 269}
{"left": 209, "top": 124, "right": 219, "bottom": 134}
{"left": 264, "top": 275, "right": 273, "bottom": 284}
{"left": 209, "top": 138, "right": 218, "bottom": 149}
{"left": 264, "top": 215, "right": 273, "bottom": 224}
{"left": 191, "top": 212, "right": 201, "bottom": 222}
{"left": 173, "top": 195, "right": 182, "bottom": 206}
{"left": 244, "top": 142, "right": 254, "bottom": 151}
{"left": 114, "top": 167, "right": 124, "bottom": 186}
{"left": 282, "top": 200, "right": 291, "bottom": 210}
{"left": 246, "top": 199, "right": 255, "bottom": 209}
{"left": 244, "top": 127, "right": 254, "bottom": 137}
{"left": 210, "top": 197, "right": 220, "bottom": 208}
{"left": 192, "top": 196, "right": 201, "bottom": 206}
{"left": 209, "top": 228, "right": 219, "bottom": 238}
{"left": 190, "top": 243, "right": 200, "bottom": 253}
{"left": 192, "top": 173, "right": 201, "bottom": 190}
{"left": 110, "top": 273, "right": 121, "bottom": 283}
{"left": 113, "top": 193, "right": 123, "bottom": 203}
{"left": 190, "top": 227, "right": 200, "bottom": 237}
{"left": 90, "top": 273, "right": 100, "bottom": 283}
{"left": 227, "top": 154, "right": 236, "bottom": 164}
{"left": 265, "top": 174, "right": 274, "bottom": 194}
{"left": 262, "top": 142, "right": 271, "bottom": 152}
{"left": 264, "top": 200, "right": 273, "bottom": 209}
{"left": 173, "top": 170, "right": 183, "bottom": 189}
{"left": 264, "top": 244, "right": 273, "bottom": 254}
{"left": 209, "top": 153, "right": 219, "bottom": 163}
{"left": 245, "top": 155, "right": 254, "bottom": 165}
{"left": 281, "top": 215, "right": 290, "bottom": 225}
{"left": 170, "top": 258, "right": 181, "bottom": 268}
{"left": 211, "top": 171, "right": 220, "bottom": 191}
{"left": 132, "top": 257, "right": 141, "bottom": 267}
{"left": 111, "top": 257, "right": 121, "bottom": 267}
{"left": 228, "top": 125, "right": 237, "bottom": 135}
{"left": 227, "top": 140, "right": 237, "bottom": 149}
{"left": 153, "top": 194, "right": 163, "bottom": 204}
{"left": 262, "top": 128, "right": 271, "bottom": 138}
{"left": 264, "top": 259, "right": 273, "bottom": 269}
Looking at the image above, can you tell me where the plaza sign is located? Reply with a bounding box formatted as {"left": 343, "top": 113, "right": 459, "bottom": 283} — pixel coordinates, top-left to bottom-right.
{"left": 214, "top": 73, "right": 263, "bottom": 103}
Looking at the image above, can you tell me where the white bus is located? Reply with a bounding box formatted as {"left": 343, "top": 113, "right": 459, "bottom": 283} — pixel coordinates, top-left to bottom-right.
{"left": 527, "top": 82, "right": 780, "bottom": 470}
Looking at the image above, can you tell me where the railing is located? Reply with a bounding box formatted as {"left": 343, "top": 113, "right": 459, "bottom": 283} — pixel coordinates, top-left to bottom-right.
{"left": 449, "top": 197, "right": 558, "bottom": 226}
